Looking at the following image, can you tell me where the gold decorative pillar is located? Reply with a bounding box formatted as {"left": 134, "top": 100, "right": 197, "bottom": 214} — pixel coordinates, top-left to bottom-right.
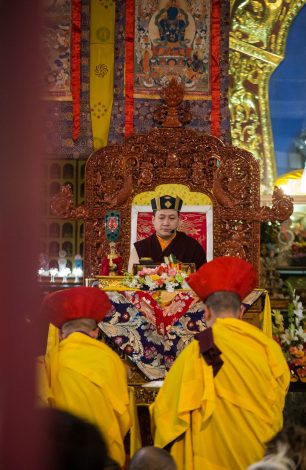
{"left": 230, "top": 0, "right": 306, "bottom": 194}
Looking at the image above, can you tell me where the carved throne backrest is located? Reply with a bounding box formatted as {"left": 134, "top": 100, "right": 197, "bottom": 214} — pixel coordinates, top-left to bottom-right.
{"left": 83, "top": 129, "right": 260, "bottom": 277}
{"left": 51, "top": 81, "right": 293, "bottom": 279}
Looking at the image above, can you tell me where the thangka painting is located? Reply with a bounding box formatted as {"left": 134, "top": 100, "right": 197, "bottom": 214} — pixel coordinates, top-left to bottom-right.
{"left": 134, "top": 0, "right": 211, "bottom": 99}
{"left": 109, "top": 0, "right": 230, "bottom": 144}
{"left": 42, "top": 0, "right": 72, "bottom": 100}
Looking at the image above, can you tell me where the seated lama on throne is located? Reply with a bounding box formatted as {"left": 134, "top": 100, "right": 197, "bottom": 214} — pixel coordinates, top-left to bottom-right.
{"left": 128, "top": 195, "right": 207, "bottom": 272}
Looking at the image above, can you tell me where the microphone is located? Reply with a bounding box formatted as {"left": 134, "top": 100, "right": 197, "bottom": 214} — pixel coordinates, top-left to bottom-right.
{"left": 170, "top": 229, "right": 176, "bottom": 234}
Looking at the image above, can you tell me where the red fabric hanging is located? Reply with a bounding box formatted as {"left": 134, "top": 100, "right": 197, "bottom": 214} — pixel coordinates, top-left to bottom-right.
{"left": 211, "top": 0, "right": 221, "bottom": 137}
{"left": 125, "top": 0, "right": 135, "bottom": 137}
{"left": 71, "top": 0, "right": 81, "bottom": 141}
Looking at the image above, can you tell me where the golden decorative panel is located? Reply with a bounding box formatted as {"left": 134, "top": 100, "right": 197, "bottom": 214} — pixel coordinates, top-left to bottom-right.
{"left": 230, "top": 0, "right": 306, "bottom": 194}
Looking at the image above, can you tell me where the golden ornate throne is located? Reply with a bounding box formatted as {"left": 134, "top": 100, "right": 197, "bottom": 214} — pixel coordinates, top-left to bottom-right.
{"left": 51, "top": 79, "right": 293, "bottom": 280}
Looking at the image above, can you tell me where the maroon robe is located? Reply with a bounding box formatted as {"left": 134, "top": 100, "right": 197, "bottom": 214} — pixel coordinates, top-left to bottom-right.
{"left": 134, "top": 231, "right": 206, "bottom": 270}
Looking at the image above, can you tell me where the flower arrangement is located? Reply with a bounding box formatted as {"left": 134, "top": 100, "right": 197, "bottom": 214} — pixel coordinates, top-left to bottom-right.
{"left": 123, "top": 263, "right": 189, "bottom": 292}
{"left": 272, "top": 282, "right": 306, "bottom": 382}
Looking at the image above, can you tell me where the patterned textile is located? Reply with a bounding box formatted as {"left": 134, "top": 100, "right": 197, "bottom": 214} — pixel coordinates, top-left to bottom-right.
{"left": 42, "top": 0, "right": 93, "bottom": 156}
{"left": 99, "top": 290, "right": 206, "bottom": 380}
{"left": 43, "top": 0, "right": 72, "bottom": 100}
{"left": 90, "top": 0, "right": 116, "bottom": 149}
{"left": 136, "top": 211, "right": 207, "bottom": 252}
{"left": 42, "top": 0, "right": 230, "bottom": 156}
{"left": 109, "top": 0, "right": 231, "bottom": 145}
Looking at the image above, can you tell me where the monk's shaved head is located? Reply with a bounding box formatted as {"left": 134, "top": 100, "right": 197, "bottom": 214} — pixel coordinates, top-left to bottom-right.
{"left": 129, "top": 446, "right": 177, "bottom": 470}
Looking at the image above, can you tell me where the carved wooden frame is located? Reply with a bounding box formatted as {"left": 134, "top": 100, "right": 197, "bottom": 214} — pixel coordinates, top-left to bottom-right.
{"left": 51, "top": 81, "right": 293, "bottom": 279}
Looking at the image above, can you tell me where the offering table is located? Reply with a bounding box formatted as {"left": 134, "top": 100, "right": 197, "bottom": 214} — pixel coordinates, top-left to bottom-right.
{"left": 96, "top": 276, "right": 268, "bottom": 404}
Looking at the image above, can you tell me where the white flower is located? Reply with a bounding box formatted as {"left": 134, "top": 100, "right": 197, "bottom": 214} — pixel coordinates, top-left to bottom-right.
{"left": 281, "top": 329, "right": 295, "bottom": 345}
{"left": 123, "top": 276, "right": 141, "bottom": 288}
{"left": 164, "top": 280, "right": 178, "bottom": 292}
{"left": 296, "top": 326, "right": 306, "bottom": 342}
{"left": 144, "top": 275, "right": 158, "bottom": 290}
{"left": 293, "top": 303, "right": 304, "bottom": 321}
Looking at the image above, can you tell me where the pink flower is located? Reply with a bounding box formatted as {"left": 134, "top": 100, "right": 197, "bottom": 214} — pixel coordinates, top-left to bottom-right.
{"left": 167, "top": 267, "right": 177, "bottom": 276}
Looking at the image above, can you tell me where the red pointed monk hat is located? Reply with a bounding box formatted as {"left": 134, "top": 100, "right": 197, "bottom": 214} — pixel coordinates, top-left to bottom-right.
{"left": 186, "top": 256, "right": 257, "bottom": 301}
{"left": 41, "top": 287, "right": 112, "bottom": 328}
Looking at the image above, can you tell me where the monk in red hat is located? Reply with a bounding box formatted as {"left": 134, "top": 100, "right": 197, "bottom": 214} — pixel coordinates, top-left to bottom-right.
{"left": 151, "top": 257, "right": 290, "bottom": 470}
{"left": 38, "top": 287, "right": 130, "bottom": 467}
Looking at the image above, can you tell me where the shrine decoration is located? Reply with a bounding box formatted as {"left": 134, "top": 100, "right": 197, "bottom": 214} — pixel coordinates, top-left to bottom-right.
{"left": 105, "top": 210, "right": 121, "bottom": 242}
{"left": 99, "top": 211, "right": 123, "bottom": 276}
{"left": 90, "top": 0, "right": 115, "bottom": 149}
{"left": 99, "top": 289, "right": 206, "bottom": 380}
{"left": 272, "top": 282, "right": 306, "bottom": 382}
{"left": 49, "top": 79, "right": 294, "bottom": 279}
{"left": 123, "top": 263, "right": 189, "bottom": 292}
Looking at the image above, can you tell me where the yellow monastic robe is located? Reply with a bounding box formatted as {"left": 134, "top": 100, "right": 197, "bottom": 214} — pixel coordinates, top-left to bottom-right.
{"left": 43, "top": 332, "right": 130, "bottom": 467}
{"left": 151, "top": 318, "right": 290, "bottom": 470}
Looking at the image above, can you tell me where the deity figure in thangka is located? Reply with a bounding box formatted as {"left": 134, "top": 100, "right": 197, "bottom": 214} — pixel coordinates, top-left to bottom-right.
{"left": 155, "top": 6, "right": 189, "bottom": 45}
{"left": 135, "top": 0, "right": 209, "bottom": 94}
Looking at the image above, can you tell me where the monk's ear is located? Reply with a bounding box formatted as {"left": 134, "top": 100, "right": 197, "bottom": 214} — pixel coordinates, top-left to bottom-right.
{"left": 91, "top": 327, "right": 99, "bottom": 339}
{"left": 238, "top": 304, "right": 246, "bottom": 320}
{"left": 204, "top": 304, "right": 211, "bottom": 322}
